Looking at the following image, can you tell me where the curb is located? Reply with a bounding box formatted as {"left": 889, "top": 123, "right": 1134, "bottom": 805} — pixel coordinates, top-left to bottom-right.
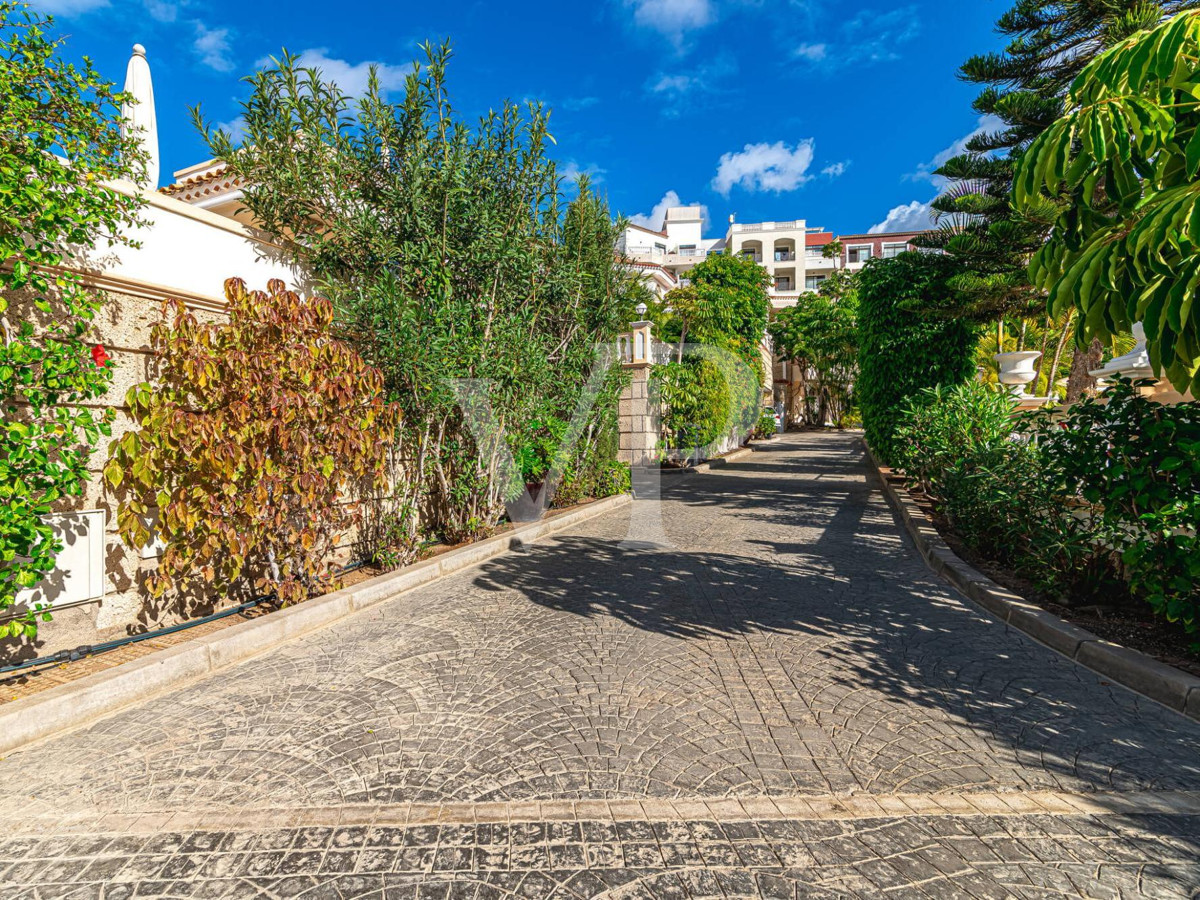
{"left": 0, "top": 493, "right": 632, "bottom": 756}
{"left": 863, "top": 442, "right": 1200, "bottom": 722}
{"left": 661, "top": 444, "right": 756, "bottom": 476}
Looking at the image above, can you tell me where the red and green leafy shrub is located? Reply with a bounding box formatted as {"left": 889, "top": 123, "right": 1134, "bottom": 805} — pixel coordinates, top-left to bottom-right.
{"left": 0, "top": 3, "right": 145, "bottom": 637}
{"left": 105, "top": 278, "right": 399, "bottom": 606}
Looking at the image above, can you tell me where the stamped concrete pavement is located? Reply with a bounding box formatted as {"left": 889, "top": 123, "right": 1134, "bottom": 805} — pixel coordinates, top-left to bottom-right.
{"left": 1, "top": 431, "right": 1199, "bottom": 898}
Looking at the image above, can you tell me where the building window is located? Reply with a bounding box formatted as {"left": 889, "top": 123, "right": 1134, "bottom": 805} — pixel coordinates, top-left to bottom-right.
{"left": 847, "top": 245, "right": 873, "bottom": 264}
{"left": 774, "top": 276, "right": 792, "bottom": 291}
{"left": 805, "top": 246, "right": 825, "bottom": 258}
{"left": 774, "top": 247, "right": 794, "bottom": 262}
{"left": 881, "top": 242, "right": 908, "bottom": 259}
{"left": 805, "top": 275, "right": 827, "bottom": 290}
{"left": 654, "top": 243, "right": 667, "bottom": 254}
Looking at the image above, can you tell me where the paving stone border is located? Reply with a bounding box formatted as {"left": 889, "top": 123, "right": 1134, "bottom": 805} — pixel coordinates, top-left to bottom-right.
{"left": 864, "top": 442, "right": 1200, "bottom": 722}
{"left": 0, "top": 493, "right": 632, "bottom": 757}
{"left": 7, "top": 790, "right": 1200, "bottom": 839}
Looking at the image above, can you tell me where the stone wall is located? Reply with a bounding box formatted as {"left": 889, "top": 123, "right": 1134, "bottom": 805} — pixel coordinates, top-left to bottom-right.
{"left": 3, "top": 286, "right": 229, "bottom": 663}
{"left": 3, "top": 185, "right": 308, "bottom": 664}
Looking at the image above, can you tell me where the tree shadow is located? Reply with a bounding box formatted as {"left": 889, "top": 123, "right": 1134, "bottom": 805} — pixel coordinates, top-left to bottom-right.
{"left": 470, "top": 431, "right": 1200, "bottom": 801}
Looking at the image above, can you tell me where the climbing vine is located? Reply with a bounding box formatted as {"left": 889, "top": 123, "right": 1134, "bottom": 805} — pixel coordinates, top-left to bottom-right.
{"left": 0, "top": 2, "right": 145, "bottom": 636}
{"left": 105, "top": 279, "right": 399, "bottom": 606}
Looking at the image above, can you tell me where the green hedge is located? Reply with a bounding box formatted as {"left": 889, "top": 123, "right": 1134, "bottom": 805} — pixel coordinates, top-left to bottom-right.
{"left": 857, "top": 252, "right": 979, "bottom": 464}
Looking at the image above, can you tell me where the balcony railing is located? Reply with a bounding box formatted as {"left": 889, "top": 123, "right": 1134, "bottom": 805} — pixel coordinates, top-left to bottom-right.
{"left": 739, "top": 253, "right": 764, "bottom": 263}
{"left": 731, "top": 220, "right": 804, "bottom": 233}
{"left": 773, "top": 251, "right": 796, "bottom": 262}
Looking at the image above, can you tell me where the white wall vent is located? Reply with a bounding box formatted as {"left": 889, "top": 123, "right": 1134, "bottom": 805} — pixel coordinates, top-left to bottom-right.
{"left": 16, "top": 510, "right": 106, "bottom": 609}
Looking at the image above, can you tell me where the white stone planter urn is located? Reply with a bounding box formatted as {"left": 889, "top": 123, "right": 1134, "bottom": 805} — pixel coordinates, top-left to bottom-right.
{"left": 994, "top": 350, "right": 1042, "bottom": 396}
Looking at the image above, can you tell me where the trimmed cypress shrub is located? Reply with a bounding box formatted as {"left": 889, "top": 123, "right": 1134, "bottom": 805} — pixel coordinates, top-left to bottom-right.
{"left": 857, "top": 252, "right": 979, "bottom": 464}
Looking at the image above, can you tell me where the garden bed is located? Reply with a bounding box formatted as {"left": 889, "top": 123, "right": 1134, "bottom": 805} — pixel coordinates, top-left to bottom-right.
{"left": 895, "top": 473, "right": 1200, "bottom": 679}
{"left": 0, "top": 494, "right": 621, "bottom": 705}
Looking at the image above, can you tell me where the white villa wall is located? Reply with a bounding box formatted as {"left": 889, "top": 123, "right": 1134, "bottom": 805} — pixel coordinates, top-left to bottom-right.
{"left": 75, "top": 183, "right": 305, "bottom": 303}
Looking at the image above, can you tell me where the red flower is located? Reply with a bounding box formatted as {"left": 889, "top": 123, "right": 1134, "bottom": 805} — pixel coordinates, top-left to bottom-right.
{"left": 91, "top": 344, "right": 110, "bottom": 367}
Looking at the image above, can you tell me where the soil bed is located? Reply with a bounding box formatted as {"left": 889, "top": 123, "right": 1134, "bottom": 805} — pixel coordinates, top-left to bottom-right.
{"left": 896, "top": 476, "right": 1200, "bottom": 679}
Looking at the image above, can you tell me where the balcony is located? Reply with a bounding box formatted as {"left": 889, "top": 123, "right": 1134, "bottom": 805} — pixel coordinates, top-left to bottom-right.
{"left": 739, "top": 253, "right": 764, "bottom": 263}
{"left": 773, "top": 251, "right": 796, "bottom": 262}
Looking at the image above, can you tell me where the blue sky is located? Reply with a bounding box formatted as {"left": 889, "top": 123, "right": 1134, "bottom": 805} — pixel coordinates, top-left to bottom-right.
{"left": 34, "top": 0, "right": 1006, "bottom": 236}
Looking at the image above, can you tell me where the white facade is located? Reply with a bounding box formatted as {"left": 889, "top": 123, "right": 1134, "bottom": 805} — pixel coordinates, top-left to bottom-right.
{"left": 726, "top": 219, "right": 813, "bottom": 308}
{"left": 620, "top": 206, "right": 842, "bottom": 310}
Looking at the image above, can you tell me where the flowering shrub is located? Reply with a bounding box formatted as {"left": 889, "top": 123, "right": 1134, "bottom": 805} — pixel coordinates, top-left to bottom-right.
{"left": 0, "top": 4, "right": 144, "bottom": 637}
{"left": 105, "top": 279, "right": 400, "bottom": 606}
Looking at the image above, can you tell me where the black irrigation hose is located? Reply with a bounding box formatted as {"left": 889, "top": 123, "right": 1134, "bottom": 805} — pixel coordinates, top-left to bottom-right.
{"left": 0, "top": 561, "right": 371, "bottom": 680}
{"left": 0, "top": 593, "right": 276, "bottom": 679}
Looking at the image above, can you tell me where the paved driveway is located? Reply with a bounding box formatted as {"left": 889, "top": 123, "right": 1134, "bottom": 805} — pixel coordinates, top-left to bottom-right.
{"left": 2, "top": 431, "right": 1199, "bottom": 897}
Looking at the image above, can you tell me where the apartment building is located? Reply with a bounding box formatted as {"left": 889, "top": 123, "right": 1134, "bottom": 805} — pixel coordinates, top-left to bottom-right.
{"left": 619, "top": 205, "right": 926, "bottom": 309}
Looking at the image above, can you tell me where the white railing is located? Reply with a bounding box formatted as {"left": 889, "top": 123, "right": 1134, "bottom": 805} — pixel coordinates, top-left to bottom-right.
{"left": 731, "top": 220, "right": 804, "bottom": 234}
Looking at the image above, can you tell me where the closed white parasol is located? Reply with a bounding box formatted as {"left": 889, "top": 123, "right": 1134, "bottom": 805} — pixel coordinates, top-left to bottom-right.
{"left": 121, "top": 44, "right": 159, "bottom": 189}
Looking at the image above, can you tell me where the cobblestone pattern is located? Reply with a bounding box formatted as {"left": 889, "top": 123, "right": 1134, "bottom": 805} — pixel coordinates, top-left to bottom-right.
{"left": 2, "top": 813, "right": 1198, "bottom": 898}
{"left": 1, "top": 432, "right": 1199, "bottom": 896}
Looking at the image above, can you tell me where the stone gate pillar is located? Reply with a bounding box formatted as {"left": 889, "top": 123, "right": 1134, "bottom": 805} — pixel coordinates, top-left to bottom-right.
{"left": 619, "top": 320, "right": 657, "bottom": 467}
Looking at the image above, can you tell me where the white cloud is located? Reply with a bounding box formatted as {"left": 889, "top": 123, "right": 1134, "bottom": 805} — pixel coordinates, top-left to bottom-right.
{"left": 33, "top": 0, "right": 181, "bottom": 22}
{"left": 869, "top": 200, "right": 934, "bottom": 234}
{"left": 193, "top": 22, "right": 234, "bottom": 72}
{"left": 793, "top": 43, "right": 826, "bottom": 62}
{"left": 842, "top": 6, "right": 919, "bottom": 63}
{"left": 629, "top": 190, "right": 708, "bottom": 232}
{"left": 289, "top": 49, "right": 409, "bottom": 97}
{"left": 562, "top": 96, "right": 600, "bottom": 112}
{"left": 650, "top": 73, "right": 693, "bottom": 95}
{"left": 215, "top": 116, "right": 247, "bottom": 143}
{"left": 559, "top": 161, "right": 607, "bottom": 185}
{"left": 869, "top": 114, "right": 1005, "bottom": 234}
{"left": 31, "top": 0, "right": 109, "bottom": 14}
{"left": 143, "top": 0, "right": 178, "bottom": 22}
{"left": 793, "top": 5, "right": 920, "bottom": 70}
{"left": 910, "top": 113, "right": 1006, "bottom": 187}
{"left": 625, "top": 0, "right": 714, "bottom": 45}
{"left": 647, "top": 54, "right": 736, "bottom": 104}
{"left": 821, "top": 161, "right": 849, "bottom": 178}
{"left": 712, "top": 140, "right": 815, "bottom": 196}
